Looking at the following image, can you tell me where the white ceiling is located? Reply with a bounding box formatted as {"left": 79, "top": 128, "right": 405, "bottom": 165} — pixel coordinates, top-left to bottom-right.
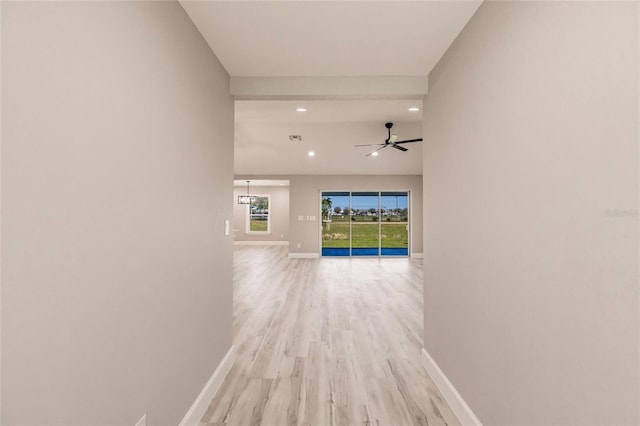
{"left": 179, "top": 1, "right": 482, "bottom": 175}
{"left": 235, "top": 100, "right": 423, "bottom": 175}
{"left": 180, "top": 1, "right": 482, "bottom": 77}
{"left": 235, "top": 99, "right": 423, "bottom": 123}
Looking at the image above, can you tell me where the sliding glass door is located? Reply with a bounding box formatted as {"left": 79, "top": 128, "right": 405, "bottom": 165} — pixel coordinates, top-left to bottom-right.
{"left": 380, "top": 192, "right": 409, "bottom": 256}
{"left": 321, "top": 191, "right": 409, "bottom": 257}
{"left": 351, "top": 192, "right": 380, "bottom": 256}
{"left": 320, "top": 192, "right": 350, "bottom": 256}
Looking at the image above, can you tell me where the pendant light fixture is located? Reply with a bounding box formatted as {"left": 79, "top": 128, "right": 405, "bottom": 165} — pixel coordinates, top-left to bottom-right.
{"left": 238, "top": 180, "right": 253, "bottom": 204}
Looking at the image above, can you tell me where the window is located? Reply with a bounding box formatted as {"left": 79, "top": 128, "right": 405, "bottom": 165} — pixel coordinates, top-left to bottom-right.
{"left": 246, "top": 195, "right": 270, "bottom": 233}
{"left": 321, "top": 191, "right": 409, "bottom": 257}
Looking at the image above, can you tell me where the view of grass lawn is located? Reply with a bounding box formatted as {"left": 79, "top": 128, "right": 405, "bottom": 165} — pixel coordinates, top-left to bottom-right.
{"left": 322, "top": 223, "right": 350, "bottom": 247}
{"left": 352, "top": 223, "right": 380, "bottom": 248}
{"left": 250, "top": 220, "right": 268, "bottom": 232}
{"left": 380, "top": 223, "right": 409, "bottom": 247}
{"left": 322, "top": 222, "right": 408, "bottom": 248}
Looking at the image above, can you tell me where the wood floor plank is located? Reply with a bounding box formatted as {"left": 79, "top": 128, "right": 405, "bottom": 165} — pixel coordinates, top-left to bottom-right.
{"left": 200, "top": 246, "right": 460, "bottom": 426}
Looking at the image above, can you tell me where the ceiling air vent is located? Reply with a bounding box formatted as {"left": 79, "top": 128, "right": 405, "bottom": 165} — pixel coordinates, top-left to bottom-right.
{"left": 289, "top": 135, "right": 303, "bottom": 142}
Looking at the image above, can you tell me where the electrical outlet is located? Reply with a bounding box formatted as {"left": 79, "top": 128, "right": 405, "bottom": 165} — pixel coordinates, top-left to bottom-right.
{"left": 297, "top": 243, "right": 301, "bottom": 249}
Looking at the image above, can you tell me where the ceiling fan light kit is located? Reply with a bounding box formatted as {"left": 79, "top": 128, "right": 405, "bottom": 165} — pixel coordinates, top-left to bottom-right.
{"left": 354, "top": 122, "right": 423, "bottom": 157}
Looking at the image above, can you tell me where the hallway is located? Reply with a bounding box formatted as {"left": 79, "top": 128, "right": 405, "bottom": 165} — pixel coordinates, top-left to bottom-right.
{"left": 200, "top": 246, "right": 458, "bottom": 425}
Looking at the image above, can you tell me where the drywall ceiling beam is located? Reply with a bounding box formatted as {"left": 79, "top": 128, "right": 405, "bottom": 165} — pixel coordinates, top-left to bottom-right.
{"left": 230, "top": 76, "right": 428, "bottom": 100}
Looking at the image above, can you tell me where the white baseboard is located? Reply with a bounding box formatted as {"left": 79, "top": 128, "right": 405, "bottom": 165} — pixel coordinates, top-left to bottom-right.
{"left": 179, "top": 345, "right": 237, "bottom": 426}
{"left": 411, "top": 252, "right": 424, "bottom": 258}
{"left": 233, "top": 240, "right": 289, "bottom": 246}
{"left": 288, "top": 253, "right": 320, "bottom": 259}
{"left": 420, "top": 348, "right": 482, "bottom": 426}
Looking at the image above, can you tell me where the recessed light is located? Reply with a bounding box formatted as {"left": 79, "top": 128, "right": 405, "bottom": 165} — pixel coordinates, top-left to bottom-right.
{"left": 371, "top": 151, "right": 379, "bottom": 157}
{"left": 308, "top": 151, "right": 315, "bottom": 157}
{"left": 408, "top": 107, "right": 420, "bottom": 112}
{"left": 296, "top": 107, "right": 307, "bottom": 112}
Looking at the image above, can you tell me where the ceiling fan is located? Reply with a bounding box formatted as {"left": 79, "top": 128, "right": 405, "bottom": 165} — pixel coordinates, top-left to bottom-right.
{"left": 354, "top": 122, "right": 423, "bottom": 157}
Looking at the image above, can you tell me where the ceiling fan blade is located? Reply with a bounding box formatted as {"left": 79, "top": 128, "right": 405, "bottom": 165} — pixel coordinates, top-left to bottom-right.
{"left": 365, "top": 145, "right": 387, "bottom": 157}
{"left": 394, "top": 138, "right": 423, "bottom": 144}
{"left": 354, "top": 122, "right": 421, "bottom": 155}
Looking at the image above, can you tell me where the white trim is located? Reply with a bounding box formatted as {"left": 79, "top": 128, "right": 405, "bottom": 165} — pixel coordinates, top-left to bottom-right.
{"left": 288, "top": 253, "right": 320, "bottom": 259}
{"left": 233, "top": 240, "right": 289, "bottom": 246}
{"left": 420, "top": 348, "right": 482, "bottom": 426}
{"left": 134, "top": 413, "right": 146, "bottom": 426}
{"left": 179, "top": 345, "right": 237, "bottom": 426}
{"left": 411, "top": 252, "right": 424, "bottom": 259}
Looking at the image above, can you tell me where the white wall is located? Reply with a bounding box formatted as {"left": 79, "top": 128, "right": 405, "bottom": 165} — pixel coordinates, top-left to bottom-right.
{"left": 423, "top": 2, "right": 639, "bottom": 425}
{"left": 2, "top": 2, "right": 234, "bottom": 424}
{"left": 233, "top": 185, "right": 289, "bottom": 242}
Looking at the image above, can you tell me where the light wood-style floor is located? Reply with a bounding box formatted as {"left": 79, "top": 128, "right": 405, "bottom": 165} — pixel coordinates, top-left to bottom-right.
{"left": 200, "top": 246, "right": 459, "bottom": 426}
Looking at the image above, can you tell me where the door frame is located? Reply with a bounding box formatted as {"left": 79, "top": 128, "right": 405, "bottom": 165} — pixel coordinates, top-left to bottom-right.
{"left": 318, "top": 189, "right": 412, "bottom": 257}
